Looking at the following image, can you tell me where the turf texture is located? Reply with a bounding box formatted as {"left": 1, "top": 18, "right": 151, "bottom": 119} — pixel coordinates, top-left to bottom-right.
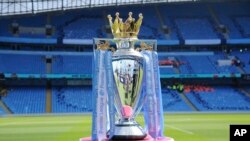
{"left": 0, "top": 113, "right": 249, "bottom": 141}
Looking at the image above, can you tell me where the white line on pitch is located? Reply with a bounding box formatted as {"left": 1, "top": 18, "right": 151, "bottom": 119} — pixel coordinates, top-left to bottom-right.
{"left": 166, "top": 124, "right": 194, "bottom": 135}
{"left": 0, "top": 120, "right": 82, "bottom": 127}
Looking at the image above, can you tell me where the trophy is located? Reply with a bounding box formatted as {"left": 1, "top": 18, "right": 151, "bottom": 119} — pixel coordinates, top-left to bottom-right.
{"left": 80, "top": 12, "right": 174, "bottom": 141}
{"left": 108, "top": 12, "right": 146, "bottom": 140}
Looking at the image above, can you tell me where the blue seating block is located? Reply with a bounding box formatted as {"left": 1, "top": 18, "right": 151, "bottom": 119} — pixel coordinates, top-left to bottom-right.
{"left": 52, "top": 86, "right": 92, "bottom": 113}
{"left": 2, "top": 87, "right": 46, "bottom": 114}
{"left": 185, "top": 86, "right": 250, "bottom": 111}
{"left": 0, "top": 106, "right": 5, "bottom": 115}
{"left": 232, "top": 51, "right": 250, "bottom": 73}
{"left": 0, "top": 54, "right": 46, "bottom": 74}
{"left": 51, "top": 55, "right": 92, "bottom": 74}
{"left": 162, "top": 89, "right": 192, "bottom": 111}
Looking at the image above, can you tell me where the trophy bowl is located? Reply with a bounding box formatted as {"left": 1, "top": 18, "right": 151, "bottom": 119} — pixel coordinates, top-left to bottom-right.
{"left": 111, "top": 39, "right": 147, "bottom": 140}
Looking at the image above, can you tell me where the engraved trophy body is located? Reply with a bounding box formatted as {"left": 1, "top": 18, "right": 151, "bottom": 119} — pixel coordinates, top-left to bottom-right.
{"left": 107, "top": 12, "right": 146, "bottom": 140}
{"left": 111, "top": 39, "right": 146, "bottom": 139}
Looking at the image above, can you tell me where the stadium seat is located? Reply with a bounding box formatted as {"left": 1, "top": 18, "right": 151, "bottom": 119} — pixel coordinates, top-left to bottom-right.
{"left": 52, "top": 86, "right": 92, "bottom": 113}
{"left": 51, "top": 55, "right": 92, "bottom": 74}
{"left": 185, "top": 86, "right": 250, "bottom": 111}
{"left": 0, "top": 53, "right": 46, "bottom": 74}
{"left": 0, "top": 106, "right": 6, "bottom": 115}
{"left": 231, "top": 51, "right": 250, "bottom": 73}
{"left": 162, "top": 89, "right": 192, "bottom": 111}
{"left": 213, "top": 2, "right": 250, "bottom": 44}
{"left": 2, "top": 87, "right": 46, "bottom": 114}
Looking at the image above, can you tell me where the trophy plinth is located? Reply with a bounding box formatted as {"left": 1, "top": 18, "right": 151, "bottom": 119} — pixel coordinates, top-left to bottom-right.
{"left": 80, "top": 135, "right": 175, "bottom": 141}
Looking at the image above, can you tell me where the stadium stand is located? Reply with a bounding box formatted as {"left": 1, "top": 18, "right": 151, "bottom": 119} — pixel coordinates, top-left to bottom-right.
{"left": 245, "top": 87, "right": 250, "bottom": 93}
{"left": 1, "top": 83, "right": 250, "bottom": 114}
{"left": 52, "top": 86, "right": 92, "bottom": 113}
{"left": 0, "top": 52, "right": 92, "bottom": 76}
{"left": 162, "top": 89, "right": 192, "bottom": 111}
{"left": 0, "top": 20, "right": 13, "bottom": 37}
{"left": 52, "top": 55, "right": 92, "bottom": 74}
{"left": 0, "top": 53, "right": 46, "bottom": 74}
{"left": 0, "top": 1, "right": 249, "bottom": 115}
{"left": 2, "top": 87, "right": 46, "bottom": 114}
{"left": 231, "top": 51, "right": 250, "bottom": 73}
{"left": 172, "top": 52, "right": 240, "bottom": 74}
{"left": 0, "top": 15, "right": 48, "bottom": 38}
{"left": 235, "top": 17, "right": 250, "bottom": 37}
{"left": 179, "top": 55, "right": 217, "bottom": 74}
{"left": 0, "top": 51, "right": 245, "bottom": 76}
{"left": 185, "top": 86, "right": 250, "bottom": 111}
{"left": 138, "top": 8, "right": 165, "bottom": 40}
{"left": 177, "top": 56, "right": 194, "bottom": 74}
{"left": 213, "top": 2, "right": 250, "bottom": 44}
{"left": 0, "top": 105, "right": 5, "bottom": 115}
{"left": 207, "top": 52, "right": 239, "bottom": 74}
{"left": 159, "top": 3, "right": 221, "bottom": 45}
{"left": 175, "top": 18, "right": 219, "bottom": 41}
{"left": 159, "top": 66, "right": 176, "bottom": 74}
{"left": 0, "top": 2, "right": 249, "bottom": 45}
{"left": 63, "top": 17, "right": 105, "bottom": 39}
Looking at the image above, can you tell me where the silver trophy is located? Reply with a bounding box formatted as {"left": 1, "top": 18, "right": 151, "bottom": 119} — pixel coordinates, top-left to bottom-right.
{"left": 106, "top": 12, "right": 149, "bottom": 140}
{"left": 94, "top": 37, "right": 156, "bottom": 140}
{"left": 111, "top": 39, "right": 146, "bottom": 140}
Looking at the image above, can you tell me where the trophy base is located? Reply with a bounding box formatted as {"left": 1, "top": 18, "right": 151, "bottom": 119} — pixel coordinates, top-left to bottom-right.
{"left": 80, "top": 134, "right": 175, "bottom": 141}
{"left": 111, "top": 121, "right": 146, "bottom": 140}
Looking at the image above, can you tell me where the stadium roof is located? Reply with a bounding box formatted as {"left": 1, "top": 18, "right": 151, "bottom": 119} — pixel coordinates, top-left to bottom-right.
{"left": 0, "top": 0, "right": 247, "bottom": 16}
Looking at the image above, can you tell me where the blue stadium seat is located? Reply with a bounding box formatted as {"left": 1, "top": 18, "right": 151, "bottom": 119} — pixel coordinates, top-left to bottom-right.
{"left": 176, "top": 53, "right": 239, "bottom": 74}
{"left": 0, "top": 53, "right": 46, "bottom": 74}
{"left": 64, "top": 17, "right": 105, "bottom": 39}
{"left": 52, "top": 86, "right": 92, "bottom": 113}
{"left": 160, "top": 67, "right": 176, "bottom": 74}
{"left": 0, "top": 15, "right": 52, "bottom": 38}
{"left": 185, "top": 86, "right": 250, "bottom": 111}
{"left": 175, "top": 18, "right": 217, "bottom": 39}
{"left": 0, "top": 2, "right": 249, "bottom": 44}
{"left": 2, "top": 87, "right": 46, "bottom": 114}
{"left": 184, "top": 55, "right": 218, "bottom": 74}
{"left": 162, "top": 89, "right": 192, "bottom": 111}
{"left": 0, "top": 106, "right": 6, "bottom": 115}
{"left": 231, "top": 51, "right": 250, "bottom": 73}
{"left": 235, "top": 17, "right": 250, "bottom": 37}
{"left": 51, "top": 55, "right": 92, "bottom": 74}
{"left": 213, "top": 2, "right": 250, "bottom": 44}
{"left": 207, "top": 53, "right": 239, "bottom": 74}
{"left": 159, "top": 3, "right": 220, "bottom": 44}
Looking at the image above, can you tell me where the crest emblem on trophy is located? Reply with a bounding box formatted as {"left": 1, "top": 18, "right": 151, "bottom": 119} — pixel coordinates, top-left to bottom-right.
{"left": 80, "top": 12, "right": 174, "bottom": 141}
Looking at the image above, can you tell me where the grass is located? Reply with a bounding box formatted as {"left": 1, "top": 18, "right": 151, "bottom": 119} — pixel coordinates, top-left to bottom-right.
{"left": 0, "top": 113, "right": 250, "bottom": 141}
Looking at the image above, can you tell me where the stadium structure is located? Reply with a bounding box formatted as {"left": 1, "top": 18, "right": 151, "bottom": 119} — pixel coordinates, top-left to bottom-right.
{"left": 0, "top": 0, "right": 250, "bottom": 116}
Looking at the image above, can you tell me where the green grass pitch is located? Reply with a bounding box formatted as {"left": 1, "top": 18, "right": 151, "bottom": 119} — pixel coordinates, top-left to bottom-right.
{"left": 0, "top": 113, "right": 249, "bottom": 141}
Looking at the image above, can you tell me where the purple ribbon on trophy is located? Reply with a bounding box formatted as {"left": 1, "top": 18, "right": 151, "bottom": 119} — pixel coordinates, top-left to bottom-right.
{"left": 92, "top": 50, "right": 110, "bottom": 141}
{"left": 142, "top": 50, "right": 164, "bottom": 138}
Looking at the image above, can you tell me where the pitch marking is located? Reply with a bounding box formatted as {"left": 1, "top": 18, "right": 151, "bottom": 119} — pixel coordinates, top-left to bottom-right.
{"left": 166, "top": 124, "right": 194, "bottom": 135}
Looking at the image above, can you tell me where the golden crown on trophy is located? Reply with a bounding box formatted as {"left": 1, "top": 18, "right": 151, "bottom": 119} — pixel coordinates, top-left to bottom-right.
{"left": 107, "top": 12, "right": 143, "bottom": 39}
